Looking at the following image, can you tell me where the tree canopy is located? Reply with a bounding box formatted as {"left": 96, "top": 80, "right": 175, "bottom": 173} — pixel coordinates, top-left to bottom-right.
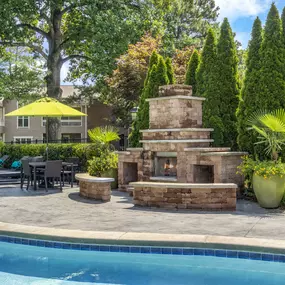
{"left": 185, "top": 49, "right": 200, "bottom": 95}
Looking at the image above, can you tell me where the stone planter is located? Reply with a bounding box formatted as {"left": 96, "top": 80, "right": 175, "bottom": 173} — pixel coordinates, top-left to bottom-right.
{"left": 253, "top": 173, "right": 285, "bottom": 209}
{"left": 75, "top": 173, "right": 114, "bottom": 202}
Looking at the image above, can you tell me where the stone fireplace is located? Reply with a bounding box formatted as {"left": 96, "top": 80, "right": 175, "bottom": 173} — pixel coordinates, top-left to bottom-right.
{"left": 117, "top": 84, "right": 247, "bottom": 210}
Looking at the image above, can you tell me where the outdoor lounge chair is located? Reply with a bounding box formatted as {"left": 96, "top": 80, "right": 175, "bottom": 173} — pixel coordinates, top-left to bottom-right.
{"left": 0, "top": 155, "right": 9, "bottom": 167}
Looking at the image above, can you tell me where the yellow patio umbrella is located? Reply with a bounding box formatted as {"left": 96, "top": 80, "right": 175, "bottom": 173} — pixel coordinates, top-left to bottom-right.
{"left": 5, "top": 97, "right": 87, "bottom": 159}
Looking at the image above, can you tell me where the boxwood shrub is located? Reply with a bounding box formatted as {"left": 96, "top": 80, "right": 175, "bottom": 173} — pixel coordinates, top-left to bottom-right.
{"left": 0, "top": 143, "right": 99, "bottom": 170}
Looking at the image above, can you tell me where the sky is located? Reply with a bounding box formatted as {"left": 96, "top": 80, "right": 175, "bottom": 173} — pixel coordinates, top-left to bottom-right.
{"left": 215, "top": 0, "right": 284, "bottom": 47}
{"left": 61, "top": 0, "right": 284, "bottom": 84}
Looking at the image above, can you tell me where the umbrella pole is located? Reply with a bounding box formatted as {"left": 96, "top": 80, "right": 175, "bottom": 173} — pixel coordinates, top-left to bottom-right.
{"left": 46, "top": 118, "right": 49, "bottom": 160}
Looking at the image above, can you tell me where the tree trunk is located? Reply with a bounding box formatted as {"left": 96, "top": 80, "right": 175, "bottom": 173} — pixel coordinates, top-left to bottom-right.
{"left": 45, "top": 8, "right": 63, "bottom": 141}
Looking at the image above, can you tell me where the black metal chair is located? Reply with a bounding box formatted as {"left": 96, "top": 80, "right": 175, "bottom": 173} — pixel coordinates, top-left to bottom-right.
{"left": 38, "top": 160, "right": 63, "bottom": 191}
{"left": 31, "top": 156, "right": 44, "bottom": 162}
{"left": 63, "top": 157, "right": 80, "bottom": 186}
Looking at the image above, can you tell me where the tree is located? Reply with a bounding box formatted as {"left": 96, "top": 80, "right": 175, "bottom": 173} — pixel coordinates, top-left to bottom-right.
{"left": 216, "top": 18, "right": 240, "bottom": 148}
{"left": 104, "top": 34, "right": 160, "bottom": 127}
{"left": 0, "top": 48, "right": 45, "bottom": 100}
{"left": 282, "top": 7, "right": 285, "bottom": 43}
{"left": 0, "top": 0, "right": 164, "bottom": 140}
{"left": 257, "top": 3, "right": 285, "bottom": 110}
{"left": 162, "top": 0, "right": 219, "bottom": 53}
{"left": 196, "top": 28, "right": 223, "bottom": 144}
{"left": 185, "top": 49, "right": 200, "bottom": 95}
{"left": 129, "top": 55, "right": 169, "bottom": 146}
{"left": 237, "top": 17, "right": 263, "bottom": 153}
{"left": 165, "top": 57, "right": 175, "bottom": 84}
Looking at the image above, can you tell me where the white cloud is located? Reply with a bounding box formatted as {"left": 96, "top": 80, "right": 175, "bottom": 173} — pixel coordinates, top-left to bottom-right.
{"left": 215, "top": 0, "right": 271, "bottom": 21}
{"left": 235, "top": 31, "right": 251, "bottom": 47}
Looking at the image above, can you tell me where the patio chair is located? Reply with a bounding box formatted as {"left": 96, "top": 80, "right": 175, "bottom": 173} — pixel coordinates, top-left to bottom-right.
{"left": 21, "top": 159, "right": 32, "bottom": 190}
{"left": 62, "top": 157, "right": 80, "bottom": 185}
{"left": 0, "top": 155, "right": 9, "bottom": 167}
{"left": 38, "top": 160, "right": 63, "bottom": 192}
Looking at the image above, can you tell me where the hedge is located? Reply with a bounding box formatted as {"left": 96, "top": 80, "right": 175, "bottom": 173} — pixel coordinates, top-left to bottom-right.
{"left": 0, "top": 143, "right": 99, "bottom": 170}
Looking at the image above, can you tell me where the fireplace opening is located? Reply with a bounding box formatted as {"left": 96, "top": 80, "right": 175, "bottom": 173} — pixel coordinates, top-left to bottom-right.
{"left": 193, "top": 165, "right": 214, "bottom": 183}
{"left": 154, "top": 153, "right": 177, "bottom": 177}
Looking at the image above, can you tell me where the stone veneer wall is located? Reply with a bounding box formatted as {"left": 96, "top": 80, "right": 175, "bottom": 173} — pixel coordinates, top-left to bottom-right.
{"left": 79, "top": 181, "right": 111, "bottom": 202}
{"left": 132, "top": 183, "right": 237, "bottom": 210}
{"left": 148, "top": 98, "right": 204, "bottom": 129}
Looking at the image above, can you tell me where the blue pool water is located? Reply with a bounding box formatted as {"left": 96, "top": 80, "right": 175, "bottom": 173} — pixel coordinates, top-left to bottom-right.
{"left": 1, "top": 242, "right": 285, "bottom": 284}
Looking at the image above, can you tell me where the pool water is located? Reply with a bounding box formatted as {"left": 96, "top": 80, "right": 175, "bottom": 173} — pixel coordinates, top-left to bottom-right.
{"left": 1, "top": 243, "right": 285, "bottom": 284}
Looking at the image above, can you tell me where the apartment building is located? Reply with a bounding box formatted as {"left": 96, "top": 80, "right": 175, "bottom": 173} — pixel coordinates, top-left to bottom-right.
{"left": 0, "top": 85, "right": 112, "bottom": 143}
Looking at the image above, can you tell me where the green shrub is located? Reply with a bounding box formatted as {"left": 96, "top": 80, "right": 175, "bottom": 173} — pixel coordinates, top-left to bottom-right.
{"left": 88, "top": 149, "right": 118, "bottom": 177}
{"left": 0, "top": 143, "right": 99, "bottom": 170}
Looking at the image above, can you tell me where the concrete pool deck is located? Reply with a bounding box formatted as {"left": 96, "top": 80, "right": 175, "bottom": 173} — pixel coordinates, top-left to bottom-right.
{"left": 1, "top": 185, "right": 285, "bottom": 252}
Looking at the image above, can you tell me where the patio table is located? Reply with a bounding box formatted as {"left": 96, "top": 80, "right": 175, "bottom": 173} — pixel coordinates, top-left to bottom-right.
{"left": 29, "top": 162, "right": 77, "bottom": 190}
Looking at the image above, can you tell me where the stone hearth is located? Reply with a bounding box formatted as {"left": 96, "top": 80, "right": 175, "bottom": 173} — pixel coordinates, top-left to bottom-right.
{"left": 117, "top": 85, "right": 246, "bottom": 210}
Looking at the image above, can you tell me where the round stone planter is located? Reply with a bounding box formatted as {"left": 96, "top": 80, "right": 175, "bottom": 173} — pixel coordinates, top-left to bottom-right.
{"left": 253, "top": 173, "right": 285, "bottom": 209}
{"left": 75, "top": 173, "right": 114, "bottom": 202}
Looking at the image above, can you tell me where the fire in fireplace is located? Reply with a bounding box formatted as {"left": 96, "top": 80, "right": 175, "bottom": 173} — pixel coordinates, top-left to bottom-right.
{"left": 154, "top": 152, "right": 177, "bottom": 177}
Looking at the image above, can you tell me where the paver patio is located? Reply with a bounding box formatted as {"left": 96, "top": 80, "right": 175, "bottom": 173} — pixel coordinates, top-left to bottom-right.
{"left": 0, "top": 185, "right": 284, "bottom": 240}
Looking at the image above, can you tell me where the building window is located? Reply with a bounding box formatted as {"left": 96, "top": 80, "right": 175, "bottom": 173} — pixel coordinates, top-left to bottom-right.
{"left": 42, "top": 117, "right": 82, "bottom": 127}
{"left": 17, "top": 116, "right": 29, "bottom": 128}
{"left": 14, "top": 137, "right": 33, "bottom": 144}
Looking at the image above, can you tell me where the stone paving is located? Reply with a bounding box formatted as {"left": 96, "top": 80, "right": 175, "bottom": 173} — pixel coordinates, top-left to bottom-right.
{"left": 0, "top": 185, "right": 284, "bottom": 240}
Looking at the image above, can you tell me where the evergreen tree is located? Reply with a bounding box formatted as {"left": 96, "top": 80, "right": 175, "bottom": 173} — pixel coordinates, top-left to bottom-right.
{"left": 258, "top": 3, "right": 285, "bottom": 110}
{"left": 196, "top": 29, "right": 216, "bottom": 97}
{"left": 129, "top": 55, "right": 169, "bottom": 146}
{"left": 129, "top": 50, "right": 159, "bottom": 147}
{"left": 185, "top": 49, "right": 200, "bottom": 95}
{"left": 237, "top": 17, "right": 263, "bottom": 153}
{"left": 282, "top": 7, "right": 285, "bottom": 42}
{"left": 165, "top": 57, "right": 175, "bottom": 84}
{"left": 216, "top": 18, "right": 240, "bottom": 148}
{"left": 196, "top": 28, "right": 223, "bottom": 144}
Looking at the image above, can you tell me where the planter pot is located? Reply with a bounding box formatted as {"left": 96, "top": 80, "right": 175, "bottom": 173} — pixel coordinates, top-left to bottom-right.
{"left": 252, "top": 173, "right": 285, "bottom": 208}
{"left": 102, "top": 168, "right": 118, "bottom": 189}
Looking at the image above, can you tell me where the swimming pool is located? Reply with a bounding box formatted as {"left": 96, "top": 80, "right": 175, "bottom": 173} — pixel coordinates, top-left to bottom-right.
{"left": 1, "top": 239, "right": 285, "bottom": 284}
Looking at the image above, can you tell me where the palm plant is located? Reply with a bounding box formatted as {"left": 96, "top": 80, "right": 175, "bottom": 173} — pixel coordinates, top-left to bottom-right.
{"left": 248, "top": 109, "right": 285, "bottom": 161}
{"left": 88, "top": 126, "right": 120, "bottom": 147}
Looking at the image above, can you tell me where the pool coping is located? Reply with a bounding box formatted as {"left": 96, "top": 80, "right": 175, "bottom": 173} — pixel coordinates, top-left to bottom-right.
{"left": 1, "top": 221, "right": 285, "bottom": 255}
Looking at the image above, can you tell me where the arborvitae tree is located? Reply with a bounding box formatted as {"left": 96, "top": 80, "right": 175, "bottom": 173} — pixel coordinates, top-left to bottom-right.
{"left": 258, "top": 3, "right": 285, "bottom": 110}
{"left": 237, "top": 17, "right": 263, "bottom": 153}
{"left": 196, "top": 29, "right": 216, "bottom": 97}
{"left": 196, "top": 28, "right": 223, "bottom": 144}
{"left": 165, "top": 57, "right": 175, "bottom": 84}
{"left": 129, "top": 50, "right": 159, "bottom": 147}
{"left": 129, "top": 55, "right": 169, "bottom": 146}
{"left": 216, "top": 18, "right": 240, "bottom": 148}
{"left": 185, "top": 49, "right": 200, "bottom": 95}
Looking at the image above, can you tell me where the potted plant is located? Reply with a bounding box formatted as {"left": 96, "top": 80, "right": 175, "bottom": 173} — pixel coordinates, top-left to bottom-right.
{"left": 238, "top": 109, "right": 285, "bottom": 208}
{"left": 88, "top": 126, "right": 119, "bottom": 188}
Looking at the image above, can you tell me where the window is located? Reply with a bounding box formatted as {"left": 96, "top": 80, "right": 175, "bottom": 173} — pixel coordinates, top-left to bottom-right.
{"left": 42, "top": 117, "right": 82, "bottom": 127}
{"left": 17, "top": 116, "right": 29, "bottom": 128}
{"left": 14, "top": 137, "right": 33, "bottom": 144}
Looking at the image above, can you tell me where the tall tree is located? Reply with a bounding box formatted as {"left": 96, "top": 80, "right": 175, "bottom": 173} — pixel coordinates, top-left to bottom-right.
{"left": 196, "top": 28, "right": 223, "bottom": 144}
{"left": 282, "top": 7, "right": 285, "bottom": 42}
{"left": 163, "top": 0, "right": 219, "bottom": 53}
{"left": 216, "top": 18, "right": 240, "bottom": 148}
{"left": 0, "top": 0, "right": 164, "bottom": 140}
{"left": 129, "top": 55, "right": 169, "bottom": 146}
{"left": 185, "top": 49, "right": 200, "bottom": 95}
{"left": 237, "top": 17, "right": 263, "bottom": 153}
{"left": 165, "top": 57, "right": 175, "bottom": 84}
{"left": 257, "top": 3, "right": 285, "bottom": 110}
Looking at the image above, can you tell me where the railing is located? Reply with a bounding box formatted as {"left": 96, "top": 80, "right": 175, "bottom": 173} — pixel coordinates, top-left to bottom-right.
{"left": 5, "top": 137, "right": 127, "bottom": 150}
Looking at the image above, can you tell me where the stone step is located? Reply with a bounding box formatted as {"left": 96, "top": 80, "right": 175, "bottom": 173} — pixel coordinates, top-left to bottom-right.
{"left": 184, "top": 147, "right": 231, "bottom": 152}
{"left": 201, "top": 151, "right": 248, "bottom": 157}
{"left": 140, "top": 128, "right": 214, "bottom": 133}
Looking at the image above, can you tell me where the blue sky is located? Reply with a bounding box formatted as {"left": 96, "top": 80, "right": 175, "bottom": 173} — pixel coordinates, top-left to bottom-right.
{"left": 216, "top": 0, "right": 284, "bottom": 47}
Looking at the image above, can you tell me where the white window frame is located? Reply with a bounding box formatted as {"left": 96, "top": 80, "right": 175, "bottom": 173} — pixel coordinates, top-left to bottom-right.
{"left": 13, "top": 136, "right": 33, "bottom": 144}
{"left": 17, "top": 116, "right": 30, "bottom": 129}
{"left": 42, "top": 117, "right": 82, "bottom": 127}
{"left": 16, "top": 102, "right": 30, "bottom": 129}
